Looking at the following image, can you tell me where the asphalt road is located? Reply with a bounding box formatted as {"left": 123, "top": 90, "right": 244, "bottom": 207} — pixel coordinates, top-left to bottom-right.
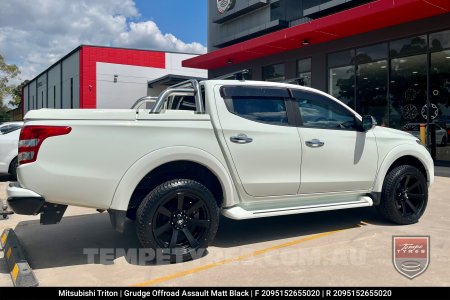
{"left": 1, "top": 176, "right": 449, "bottom": 286}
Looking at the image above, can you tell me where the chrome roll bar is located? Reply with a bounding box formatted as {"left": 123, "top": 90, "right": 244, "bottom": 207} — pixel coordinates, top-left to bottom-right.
{"left": 131, "top": 96, "right": 158, "bottom": 109}
{"left": 150, "top": 79, "right": 204, "bottom": 114}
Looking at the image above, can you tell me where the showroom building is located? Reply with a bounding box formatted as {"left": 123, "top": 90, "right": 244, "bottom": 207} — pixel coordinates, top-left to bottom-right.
{"left": 183, "top": 0, "right": 450, "bottom": 164}
{"left": 22, "top": 45, "right": 206, "bottom": 114}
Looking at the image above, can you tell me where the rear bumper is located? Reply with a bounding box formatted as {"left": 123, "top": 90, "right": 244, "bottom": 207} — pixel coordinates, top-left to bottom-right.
{"left": 7, "top": 182, "right": 45, "bottom": 215}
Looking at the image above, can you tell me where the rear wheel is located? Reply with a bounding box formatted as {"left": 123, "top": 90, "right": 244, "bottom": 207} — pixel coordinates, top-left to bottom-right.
{"left": 377, "top": 165, "right": 428, "bottom": 224}
{"left": 136, "top": 179, "right": 219, "bottom": 262}
{"left": 441, "top": 136, "right": 447, "bottom": 146}
{"left": 9, "top": 157, "right": 18, "bottom": 180}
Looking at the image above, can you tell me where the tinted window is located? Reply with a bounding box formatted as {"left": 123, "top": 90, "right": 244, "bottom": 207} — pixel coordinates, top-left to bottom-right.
{"left": 356, "top": 43, "right": 388, "bottom": 64}
{"left": 224, "top": 97, "right": 288, "bottom": 126}
{"left": 328, "top": 49, "right": 355, "bottom": 68}
{"left": 262, "top": 63, "right": 285, "bottom": 82}
{"left": 430, "top": 29, "right": 450, "bottom": 52}
{"left": 297, "top": 58, "right": 312, "bottom": 87}
{"left": 0, "top": 124, "right": 21, "bottom": 134}
{"left": 328, "top": 65, "right": 355, "bottom": 108}
{"left": 293, "top": 91, "right": 356, "bottom": 130}
{"left": 389, "top": 35, "right": 427, "bottom": 58}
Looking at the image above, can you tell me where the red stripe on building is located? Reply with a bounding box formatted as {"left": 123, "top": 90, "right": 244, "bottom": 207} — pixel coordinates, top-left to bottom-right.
{"left": 80, "top": 46, "right": 166, "bottom": 109}
{"left": 183, "top": 0, "right": 450, "bottom": 70}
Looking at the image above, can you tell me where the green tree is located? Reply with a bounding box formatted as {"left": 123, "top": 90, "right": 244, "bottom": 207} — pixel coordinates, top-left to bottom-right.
{"left": 10, "top": 79, "right": 29, "bottom": 107}
{"left": 0, "top": 53, "right": 20, "bottom": 114}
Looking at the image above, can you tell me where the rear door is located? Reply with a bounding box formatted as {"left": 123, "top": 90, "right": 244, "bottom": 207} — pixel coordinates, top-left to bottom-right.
{"left": 214, "top": 85, "right": 302, "bottom": 197}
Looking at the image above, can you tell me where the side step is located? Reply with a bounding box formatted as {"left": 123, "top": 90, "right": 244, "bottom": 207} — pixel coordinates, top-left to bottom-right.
{"left": 222, "top": 196, "right": 373, "bottom": 220}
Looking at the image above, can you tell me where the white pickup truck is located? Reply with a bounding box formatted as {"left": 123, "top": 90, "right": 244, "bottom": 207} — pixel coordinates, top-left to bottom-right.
{"left": 7, "top": 78, "right": 434, "bottom": 261}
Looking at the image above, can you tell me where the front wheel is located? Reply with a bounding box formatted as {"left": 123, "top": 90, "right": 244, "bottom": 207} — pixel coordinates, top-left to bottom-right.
{"left": 377, "top": 165, "right": 428, "bottom": 225}
{"left": 136, "top": 179, "right": 219, "bottom": 262}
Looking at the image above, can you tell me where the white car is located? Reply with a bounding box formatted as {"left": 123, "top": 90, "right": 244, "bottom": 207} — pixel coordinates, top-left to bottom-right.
{"left": 7, "top": 79, "right": 434, "bottom": 262}
{"left": 0, "top": 122, "right": 23, "bottom": 178}
{"left": 402, "top": 123, "right": 448, "bottom": 145}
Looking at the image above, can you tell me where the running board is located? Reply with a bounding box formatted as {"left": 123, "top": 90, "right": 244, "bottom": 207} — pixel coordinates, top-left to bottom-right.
{"left": 222, "top": 197, "right": 373, "bottom": 220}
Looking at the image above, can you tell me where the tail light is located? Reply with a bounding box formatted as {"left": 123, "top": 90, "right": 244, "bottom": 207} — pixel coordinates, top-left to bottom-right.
{"left": 18, "top": 126, "right": 72, "bottom": 165}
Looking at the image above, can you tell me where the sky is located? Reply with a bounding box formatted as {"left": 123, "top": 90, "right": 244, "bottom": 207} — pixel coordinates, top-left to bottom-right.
{"left": 0, "top": 0, "right": 208, "bottom": 88}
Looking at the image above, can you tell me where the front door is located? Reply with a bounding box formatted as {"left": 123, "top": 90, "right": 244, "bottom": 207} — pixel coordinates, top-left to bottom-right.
{"left": 291, "top": 89, "right": 378, "bottom": 194}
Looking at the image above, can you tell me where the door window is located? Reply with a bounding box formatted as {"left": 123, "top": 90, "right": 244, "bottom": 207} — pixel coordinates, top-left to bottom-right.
{"left": 221, "top": 86, "right": 290, "bottom": 126}
{"left": 292, "top": 90, "right": 357, "bottom": 130}
{"left": 224, "top": 97, "right": 288, "bottom": 126}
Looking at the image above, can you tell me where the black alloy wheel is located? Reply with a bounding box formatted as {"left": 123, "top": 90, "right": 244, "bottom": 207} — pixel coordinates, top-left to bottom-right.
{"left": 136, "top": 179, "right": 219, "bottom": 262}
{"left": 394, "top": 174, "right": 426, "bottom": 218}
{"left": 377, "top": 165, "right": 428, "bottom": 225}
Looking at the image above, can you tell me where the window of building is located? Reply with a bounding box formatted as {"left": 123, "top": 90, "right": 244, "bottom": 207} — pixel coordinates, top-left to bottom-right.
{"left": 292, "top": 90, "right": 356, "bottom": 130}
{"left": 430, "top": 29, "right": 450, "bottom": 52}
{"left": 328, "top": 49, "right": 355, "bottom": 68}
{"left": 262, "top": 63, "right": 285, "bottom": 82}
{"left": 328, "top": 49, "right": 356, "bottom": 108}
{"left": 431, "top": 48, "right": 450, "bottom": 162}
{"left": 328, "top": 44, "right": 389, "bottom": 124}
{"left": 357, "top": 60, "right": 388, "bottom": 125}
{"left": 325, "top": 30, "right": 450, "bottom": 162}
{"left": 356, "top": 43, "right": 388, "bottom": 64}
{"left": 389, "top": 35, "right": 427, "bottom": 58}
{"left": 270, "top": 1, "right": 283, "bottom": 21}
{"left": 356, "top": 43, "right": 388, "bottom": 125}
{"left": 297, "top": 58, "right": 312, "bottom": 87}
{"left": 390, "top": 54, "right": 427, "bottom": 129}
{"left": 329, "top": 64, "right": 355, "bottom": 108}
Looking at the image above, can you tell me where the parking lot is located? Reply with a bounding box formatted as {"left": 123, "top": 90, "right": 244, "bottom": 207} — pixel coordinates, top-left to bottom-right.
{"left": 1, "top": 175, "right": 450, "bottom": 287}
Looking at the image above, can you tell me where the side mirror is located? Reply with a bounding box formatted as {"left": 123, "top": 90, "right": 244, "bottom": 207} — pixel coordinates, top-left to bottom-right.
{"left": 362, "top": 115, "right": 377, "bottom": 131}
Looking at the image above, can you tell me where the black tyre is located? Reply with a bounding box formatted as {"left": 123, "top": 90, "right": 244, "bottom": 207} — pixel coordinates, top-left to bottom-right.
{"left": 9, "top": 157, "right": 18, "bottom": 180}
{"left": 377, "top": 165, "right": 428, "bottom": 225}
{"left": 441, "top": 136, "right": 447, "bottom": 146}
{"left": 136, "top": 179, "right": 219, "bottom": 262}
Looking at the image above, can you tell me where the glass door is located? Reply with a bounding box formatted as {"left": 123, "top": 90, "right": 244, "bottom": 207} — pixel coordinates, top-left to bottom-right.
{"left": 430, "top": 29, "right": 450, "bottom": 165}
{"left": 430, "top": 49, "right": 450, "bottom": 164}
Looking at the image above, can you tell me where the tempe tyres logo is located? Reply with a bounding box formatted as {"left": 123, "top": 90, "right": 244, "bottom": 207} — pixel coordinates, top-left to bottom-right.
{"left": 217, "top": 0, "right": 235, "bottom": 14}
{"left": 393, "top": 236, "right": 430, "bottom": 279}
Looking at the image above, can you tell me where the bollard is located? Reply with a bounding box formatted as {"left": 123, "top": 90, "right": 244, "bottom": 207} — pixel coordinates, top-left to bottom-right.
{"left": 420, "top": 123, "right": 426, "bottom": 145}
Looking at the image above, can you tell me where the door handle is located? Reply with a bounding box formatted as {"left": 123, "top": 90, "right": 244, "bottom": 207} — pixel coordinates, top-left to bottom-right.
{"left": 305, "top": 139, "right": 324, "bottom": 148}
{"left": 230, "top": 133, "right": 253, "bottom": 144}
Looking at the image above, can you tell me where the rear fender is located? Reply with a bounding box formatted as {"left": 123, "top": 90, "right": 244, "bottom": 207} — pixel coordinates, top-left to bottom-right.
{"left": 109, "top": 146, "right": 237, "bottom": 211}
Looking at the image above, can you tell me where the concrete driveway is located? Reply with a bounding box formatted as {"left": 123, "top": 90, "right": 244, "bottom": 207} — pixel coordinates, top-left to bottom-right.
{"left": 0, "top": 175, "right": 449, "bottom": 286}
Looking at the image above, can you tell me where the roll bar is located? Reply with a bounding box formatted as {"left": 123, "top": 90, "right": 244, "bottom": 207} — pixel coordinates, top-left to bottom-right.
{"left": 150, "top": 79, "right": 204, "bottom": 114}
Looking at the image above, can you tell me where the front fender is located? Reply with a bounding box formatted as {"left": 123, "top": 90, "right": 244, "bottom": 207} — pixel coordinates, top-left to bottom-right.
{"left": 109, "top": 146, "right": 238, "bottom": 211}
{"left": 372, "top": 144, "right": 434, "bottom": 193}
